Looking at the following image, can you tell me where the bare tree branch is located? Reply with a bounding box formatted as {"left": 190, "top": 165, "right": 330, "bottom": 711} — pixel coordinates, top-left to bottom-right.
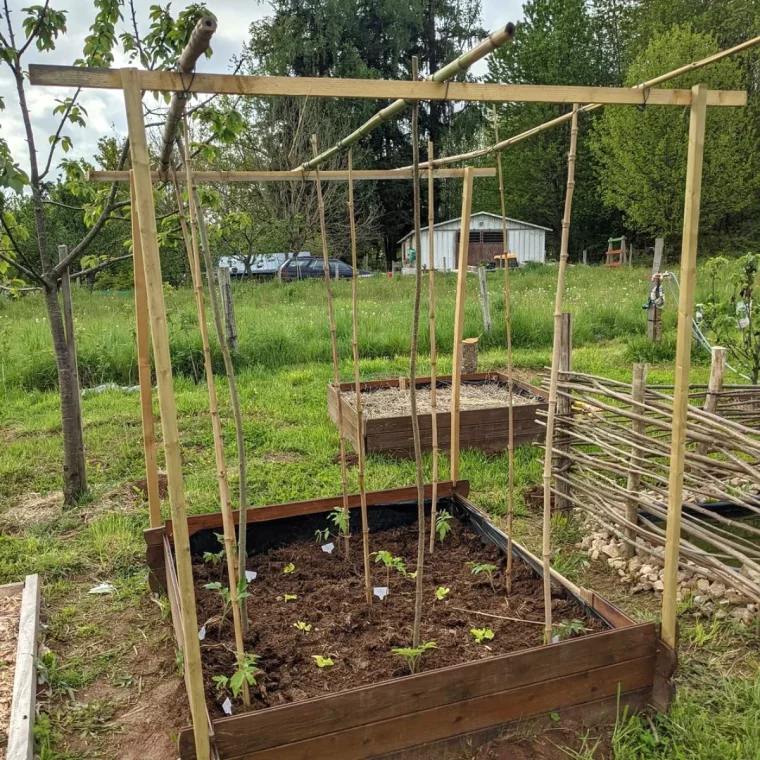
{"left": 0, "top": 249, "right": 41, "bottom": 283}
{"left": 70, "top": 252, "right": 133, "bottom": 280}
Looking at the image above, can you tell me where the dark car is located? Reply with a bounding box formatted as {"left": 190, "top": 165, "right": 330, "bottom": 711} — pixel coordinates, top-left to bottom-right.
{"left": 279, "top": 257, "right": 371, "bottom": 282}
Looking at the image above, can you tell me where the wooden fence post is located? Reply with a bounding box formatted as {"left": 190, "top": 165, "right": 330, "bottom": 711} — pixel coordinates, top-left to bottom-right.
{"left": 652, "top": 237, "right": 664, "bottom": 274}
{"left": 624, "top": 362, "right": 648, "bottom": 558}
{"left": 57, "top": 244, "right": 87, "bottom": 494}
{"left": 477, "top": 265, "right": 491, "bottom": 333}
{"left": 555, "top": 313, "right": 573, "bottom": 511}
{"left": 217, "top": 267, "right": 239, "bottom": 352}
{"left": 582, "top": 249, "right": 587, "bottom": 266}
{"left": 696, "top": 347, "right": 726, "bottom": 457}
{"left": 661, "top": 84, "right": 707, "bottom": 651}
{"left": 647, "top": 302, "right": 663, "bottom": 343}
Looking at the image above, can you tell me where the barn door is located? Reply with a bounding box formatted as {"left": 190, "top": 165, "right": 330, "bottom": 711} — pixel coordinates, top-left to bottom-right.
{"left": 456, "top": 230, "right": 501, "bottom": 267}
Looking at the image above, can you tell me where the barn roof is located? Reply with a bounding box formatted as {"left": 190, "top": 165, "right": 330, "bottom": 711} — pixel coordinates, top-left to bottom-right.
{"left": 397, "top": 211, "right": 551, "bottom": 244}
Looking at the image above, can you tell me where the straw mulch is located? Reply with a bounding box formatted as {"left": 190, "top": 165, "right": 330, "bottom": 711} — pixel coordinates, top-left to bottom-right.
{"left": 0, "top": 591, "right": 21, "bottom": 759}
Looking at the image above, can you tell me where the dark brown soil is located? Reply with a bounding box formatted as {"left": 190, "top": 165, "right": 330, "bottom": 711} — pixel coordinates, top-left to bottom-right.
{"left": 130, "top": 472, "right": 169, "bottom": 499}
{"left": 193, "top": 521, "right": 604, "bottom": 718}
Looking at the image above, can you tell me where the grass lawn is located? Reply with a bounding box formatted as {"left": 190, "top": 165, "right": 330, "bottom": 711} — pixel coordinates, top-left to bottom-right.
{"left": 0, "top": 265, "right": 757, "bottom": 758}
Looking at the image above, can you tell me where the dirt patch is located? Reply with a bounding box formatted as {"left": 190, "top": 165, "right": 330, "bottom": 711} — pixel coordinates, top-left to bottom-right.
{"left": 523, "top": 484, "right": 559, "bottom": 513}
{"left": 128, "top": 473, "right": 169, "bottom": 500}
{"left": 0, "top": 590, "right": 21, "bottom": 759}
{"left": 470, "top": 724, "right": 613, "bottom": 759}
{"left": 262, "top": 453, "right": 304, "bottom": 464}
{"left": 331, "top": 451, "right": 358, "bottom": 467}
{"left": 345, "top": 380, "right": 542, "bottom": 420}
{"left": 193, "top": 521, "right": 603, "bottom": 718}
{"left": 0, "top": 491, "right": 63, "bottom": 533}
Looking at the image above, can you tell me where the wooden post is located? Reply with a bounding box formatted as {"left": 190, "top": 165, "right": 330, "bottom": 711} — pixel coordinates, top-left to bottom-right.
{"left": 696, "top": 347, "right": 726, "bottom": 457}
{"left": 427, "top": 141, "right": 440, "bottom": 554}
{"left": 57, "top": 244, "right": 87, "bottom": 495}
{"left": 555, "top": 313, "right": 573, "bottom": 512}
{"left": 624, "top": 362, "right": 648, "bottom": 558}
{"left": 217, "top": 266, "right": 239, "bottom": 351}
{"left": 652, "top": 237, "right": 664, "bottom": 274}
{"left": 582, "top": 249, "right": 587, "bottom": 266}
{"left": 450, "top": 166, "right": 475, "bottom": 485}
{"left": 477, "top": 265, "right": 491, "bottom": 332}
{"left": 647, "top": 302, "right": 663, "bottom": 343}
{"left": 541, "top": 105, "right": 579, "bottom": 645}
{"left": 462, "top": 337, "right": 479, "bottom": 373}
{"left": 629, "top": 243, "right": 634, "bottom": 267}
{"left": 120, "top": 68, "right": 211, "bottom": 760}
{"left": 130, "top": 173, "right": 161, "bottom": 528}
{"left": 661, "top": 84, "right": 708, "bottom": 651}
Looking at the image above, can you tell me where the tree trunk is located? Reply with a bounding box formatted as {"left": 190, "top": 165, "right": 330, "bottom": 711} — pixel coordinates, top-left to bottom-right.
{"left": 43, "top": 283, "right": 87, "bottom": 505}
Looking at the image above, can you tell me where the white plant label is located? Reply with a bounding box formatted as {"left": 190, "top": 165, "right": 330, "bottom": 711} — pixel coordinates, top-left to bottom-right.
{"left": 321, "top": 542, "right": 335, "bottom": 554}
{"left": 374, "top": 586, "right": 389, "bottom": 600}
{"left": 88, "top": 583, "right": 115, "bottom": 595}
{"left": 222, "top": 697, "right": 233, "bottom": 716}
{"left": 198, "top": 624, "right": 206, "bottom": 641}
{"left": 245, "top": 570, "right": 257, "bottom": 582}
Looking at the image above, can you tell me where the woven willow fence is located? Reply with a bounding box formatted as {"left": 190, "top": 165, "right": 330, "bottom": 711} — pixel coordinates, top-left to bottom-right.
{"left": 540, "top": 370, "right": 760, "bottom": 604}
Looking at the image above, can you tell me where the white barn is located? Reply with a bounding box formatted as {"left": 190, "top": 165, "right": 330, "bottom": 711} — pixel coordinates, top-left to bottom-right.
{"left": 398, "top": 211, "right": 550, "bottom": 271}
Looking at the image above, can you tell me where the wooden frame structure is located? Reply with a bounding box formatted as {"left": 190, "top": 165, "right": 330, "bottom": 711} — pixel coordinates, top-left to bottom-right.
{"left": 30, "top": 39, "right": 748, "bottom": 759}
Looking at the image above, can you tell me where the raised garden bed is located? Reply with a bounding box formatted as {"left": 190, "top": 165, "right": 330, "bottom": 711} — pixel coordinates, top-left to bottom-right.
{"left": 0, "top": 575, "right": 40, "bottom": 760}
{"left": 145, "top": 485, "right": 673, "bottom": 760}
{"left": 327, "top": 372, "right": 548, "bottom": 458}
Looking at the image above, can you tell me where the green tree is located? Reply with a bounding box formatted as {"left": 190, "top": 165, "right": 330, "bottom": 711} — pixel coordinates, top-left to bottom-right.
{"left": 590, "top": 26, "right": 758, "bottom": 247}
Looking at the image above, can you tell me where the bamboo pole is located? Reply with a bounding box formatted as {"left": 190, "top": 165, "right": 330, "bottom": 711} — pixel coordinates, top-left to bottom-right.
{"left": 120, "top": 68, "right": 210, "bottom": 760}
{"left": 427, "top": 141, "right": 440, "bottom": 554}
{"left": 408, "top": 57, "right": 426, "bottom": 648}
{"left": 541, "top": 105, "right": 579, "bottom": 645}
{"left": 696, "top": 347, "right": 726, "bottom": 457}
{"left": 158, "top": 17, "right": 217, "bottom": 173}
{"left": 296, "top": 24, "right": 515, "bottom": 172}
{"left": 493, "top": 109, "right": 515, "bottom": 593}
{"left": 130, "top": 173, "right": 161, "bottom": 528}
{"left": 177, "top": 130, "right": 251, "bottom": 632}
{"left": 450, "top": 167, "right": 475, "bottom": 484}
{"left": 415, "top": 34, "right": 760, "bottom": 171}
{"left": 347, "top": 149, "right": 372, "bottom": 603}
{"left": 624, "top": 363, "right": 648, "bottom": 558}
{"left": 662, "top": 84, "right": 708, "bottom": 650}
{"left": 172, "top": 168, "right": 249, "bottom": 706}
{"left": 217, "top": 266, "right": 239, "bottom": 352}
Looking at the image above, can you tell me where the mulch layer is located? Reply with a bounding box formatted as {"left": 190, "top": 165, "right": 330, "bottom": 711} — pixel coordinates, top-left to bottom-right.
{"left": 0, "top": 591, "right": 21, "bottom": 760}
{"left": 193, "top": 520, "right": 603, "bottom": 719}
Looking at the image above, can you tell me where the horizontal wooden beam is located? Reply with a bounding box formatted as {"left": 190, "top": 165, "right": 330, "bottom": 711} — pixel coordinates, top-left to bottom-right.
{"left": 87, "top": 168, "right": 496, "bottom": 183}
{"left": 29, "top": 65, "right": 747, "bottom": 107}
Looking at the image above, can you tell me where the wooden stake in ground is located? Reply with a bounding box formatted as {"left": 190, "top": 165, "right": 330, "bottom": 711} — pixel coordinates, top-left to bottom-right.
{"left": 409, "top": 57, "right": 426, "bottom": 648}
{"left": 173, "top": 167, "right": 249, "bottom": 706}
{"left": 311, "top": 136, "right": 368, "bottom": 600}
{"left": 477, "top": 265, "right": 492, "bottom": 333}
{"left": 450, "top": 167, "right": 475, "bottom": 484}
{"left": 662, "top": 84, "right": 708, "bottom": 650}
{"left": 427, "top": 141, "right": 440, "bottom": 554}
{"left": 120, "top": 68, "right": 210, "bottom": 760}
{"left": 347, "top": 149, "right": 372, "bottom": 604}
{"left": 493, "top": 107, "right": 515, "bottom": 592}
{"left": 130, "top": 173, "right": 161, "bottom": 528}
{"left": 178, "top": 128, "right": 251, "bottom": 632}
{"left": 624, "top": 362, "right": 648, "bottom": 558}
{"left": 696, "top": 347, "right": 726, "bottom": 457}
{"left": 217, "top": 266, "right": 239, "bottom": 352}
{"left": 541, "top": 105, "right": 579, "bottom": 645}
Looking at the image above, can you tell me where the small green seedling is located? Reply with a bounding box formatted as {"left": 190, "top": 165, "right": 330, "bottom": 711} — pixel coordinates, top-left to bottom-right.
{"left": 371, "top": 551, "right": 407, "bottom": 586}
{"left": 312, "top": 655, "right": 334, "bottom": 668}
{"left": 391, "top": 641, "right": 437, "bottom": 674}
{"left": 293, "top": 621, "right": 312, "bottom": 632}
{"left": 283, "top": 594, "right": 298, "bottom": 602}
{"left": 315, "top": 527, "right": 330, "bottom": 544}
{"left": 213, "top": 653, "right": 261, "bottom": 698}
{"left": 329, "top": 507, "right": 349, "bottom": 538}
{"left": 434, "top": 587, "right": 450, "bottom": 601}
{"left": 436, "top": 510, "right": 453, "bottom": 543}
{"left": 205, "top": 578, "right": 249, "bottom": 632}
{"left": 551, "top": 619, "right": 586, "bottom": 643}
{"left": 468, "top": 562, "right": 498, "bottom": 591}
{"left": 283, "top": 562, "right": 296, "bottom": 574}
{"left": 203, "top": 549, "right": 225, "bottom": 567}
{"left": 470, "top": 627, "right": 494, "bottom": 644}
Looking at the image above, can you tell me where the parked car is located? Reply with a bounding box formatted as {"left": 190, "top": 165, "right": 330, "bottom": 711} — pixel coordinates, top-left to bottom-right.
{"left": 219, "top": 253, "right": 311, "bottom": 280}
{"left": 279, "top": 256, "right": 371, "bottom": 282}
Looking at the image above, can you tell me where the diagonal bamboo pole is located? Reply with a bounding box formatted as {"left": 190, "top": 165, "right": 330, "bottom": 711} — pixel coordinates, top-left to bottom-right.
{"left": 427, "top": 141, "right": 440, "bottom": 554}
{"left": 347, "top": 149, "right": 372, "bottom": 602}
{"left": 541, "top": 105, "right": 579, "bottom": 645}
{"left": 413, "top": 34, "right": 760, "bottom": 171}
{"left": 409, "top": 56, "right": 426, "bottom": 648}
{"left": 120, "top": 67, "right": 210, "bottom": 760}
{"left": 296, "top": 24, "right": 515, "bottom": 172}
{"left": 172, "top": 167, "right": 250, "bottom": 706}
{"left": 492, "top": 107, "right": 516, "bottom": 595}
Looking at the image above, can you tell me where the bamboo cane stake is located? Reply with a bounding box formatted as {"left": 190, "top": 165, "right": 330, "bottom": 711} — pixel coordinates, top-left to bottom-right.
{"left": 427, "top": 141, "right": 440, "bottom": 554}
{"left": 492, "top": 106, "right": 516, "bottom": 594}
{"left": 347, "top": 149, "right": 372, "bottom": 603}
{"left": 663, "top": 87, "right": 709, "bottom": 649}
{"left": 415, "top": 34, "right": 760, "bottom": 171}
{"left": 450, "top": 167, "right": 475, "bottom": 484}
{"left": 178, "top": 127, "right": 252, "bottom": 633}
{"left": 172, "top": 168, "right": 250, "bottom": 706}
{"left": 409, "top": 56, "right": 426, "bottom": 648}
{"left": 296, "top": 24, "right": 515, "bottom": 172}
{"left": 624, "top": 363, "right": 648, "bottom": 558}
{"left": 312, "top": 136, "right": 369, "bottom": 601}
{"left": 129, "top": 172, "right": 161, "bottom": 528}
{"left": 541, "top": 105, "right": 579, "bottom": 644}
{"left": 120, "top": 68, "right": 210, "bottom": 760}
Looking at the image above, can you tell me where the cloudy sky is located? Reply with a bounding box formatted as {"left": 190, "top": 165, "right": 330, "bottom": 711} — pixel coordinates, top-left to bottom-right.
{"left": 1, "top": 0, "right": 524, "bottom": 177}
